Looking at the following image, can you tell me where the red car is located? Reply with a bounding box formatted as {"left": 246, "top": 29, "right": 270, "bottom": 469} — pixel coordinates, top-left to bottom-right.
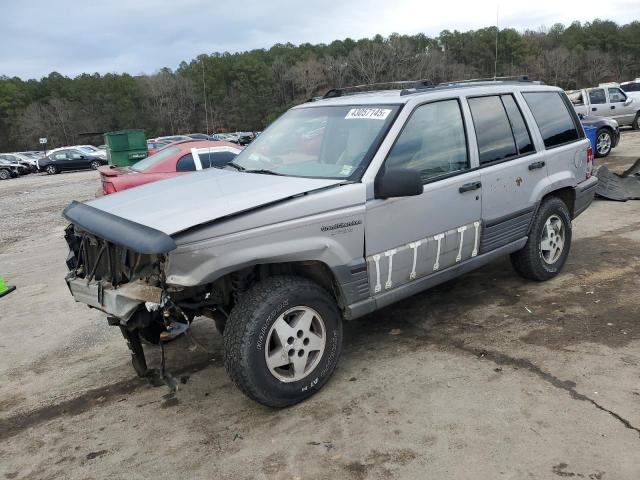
{"left": 98, "top": 140, "right": 241, "bottom": 195}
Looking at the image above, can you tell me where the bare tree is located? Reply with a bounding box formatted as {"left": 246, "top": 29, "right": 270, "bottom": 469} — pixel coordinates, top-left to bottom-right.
{"left": 290, "top": 57, "right": 326, "bottom": 98}
{"left": 348, "top": 43, "right": 389, "bottom": 84}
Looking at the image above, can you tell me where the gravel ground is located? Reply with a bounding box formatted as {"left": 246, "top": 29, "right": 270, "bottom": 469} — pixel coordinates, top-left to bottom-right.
{"left": 0, "top": 133, "right": 639, "bottom": 479}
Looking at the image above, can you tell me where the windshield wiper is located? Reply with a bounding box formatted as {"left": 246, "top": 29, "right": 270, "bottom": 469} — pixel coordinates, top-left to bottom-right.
{"left": 243, "top": 169, "right": 285, "bottom": 176}
{"left": 224, "top": 161, "right": 246, "bottom": 171}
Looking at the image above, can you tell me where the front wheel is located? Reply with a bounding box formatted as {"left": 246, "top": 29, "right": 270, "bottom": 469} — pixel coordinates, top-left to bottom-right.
{"left": 46, "top": 165, "right": 58, "bottom": 175}
{"left": 510, "top": 197, "right": 572, "bottom": 281}
{"left": 90, "top": 160, "right": 101, "bottom": 169}
{"left": 0, "top": 169, "right": 11, "bottom": 180}
{"left": 633, "top": 113, "right": 640, "bottom": 131}
{"left": 595, "top": 129, "right": 612, "bottom": 157}
{"left": 223, "top": 275, "right": 342, "bottom": 407}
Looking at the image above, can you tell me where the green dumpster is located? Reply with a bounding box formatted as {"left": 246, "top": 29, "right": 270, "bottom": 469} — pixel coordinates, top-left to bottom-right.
{"left": 104, "top": 129, "right": 147, "bottom": 166}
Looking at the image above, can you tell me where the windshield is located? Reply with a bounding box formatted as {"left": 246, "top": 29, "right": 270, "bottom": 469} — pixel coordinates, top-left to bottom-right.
{"left": 231, "top": 105, "right": 399, "bottom": 179}
{"left": 131, "top": 146, "right": 180, "bottom": 172}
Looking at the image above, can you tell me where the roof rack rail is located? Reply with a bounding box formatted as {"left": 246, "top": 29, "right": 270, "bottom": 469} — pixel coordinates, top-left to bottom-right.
{"left": 321, "top": 79, "right": 434, "bottom": 99}
{"left": 399, "top": 75, "right": 544, "bottom": 96}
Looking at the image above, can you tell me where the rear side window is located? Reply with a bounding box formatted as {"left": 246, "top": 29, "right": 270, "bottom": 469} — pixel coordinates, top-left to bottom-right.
{"left": 588, "top": 88, "right": 606, "bottom": 104}
{"left": 176, "top": 154, "right": 196, "bottom": 171}
{"left": 523, "top": 92, "right": 580, "bottom": 149}
{"left": 385, "top": 99, "right": 468, "bottom": 182}
{"left": 468, "top": 96, "right": 517, "bottom": 164}
{"left": 200, "top": 151, "right": 238, "bottom": 169}
{"left": 621, "top": 83, "right": 640, "bottom": 93}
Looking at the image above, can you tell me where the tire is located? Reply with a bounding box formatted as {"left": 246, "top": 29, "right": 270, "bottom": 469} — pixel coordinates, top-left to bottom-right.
{"left": 46, "top": 165, "right": 58, "bottom": 175}
{"left": 0, "top": 169, "right": 10, "bottom": 180}
{"left": 223, "top": 275, "right": 343, "bottom": 407}
{"left": 595, "top": 128, "right": 612, "bottom": 158}
{"left": 90, "top": 160, "right": 100, "bottom": 170}
{"left": 510, "top": 197, "right": 572, "bottom": 282}
{"left": 633, "top": 113, "right": 640, "bottom": 131}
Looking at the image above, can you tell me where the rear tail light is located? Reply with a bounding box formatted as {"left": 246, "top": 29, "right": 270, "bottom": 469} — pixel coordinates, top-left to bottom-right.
{"left": 586, "top": 146, "right": 594, "bottom": 178}
{"left": 102, "top": 181, "right": 116, "bottom": 195}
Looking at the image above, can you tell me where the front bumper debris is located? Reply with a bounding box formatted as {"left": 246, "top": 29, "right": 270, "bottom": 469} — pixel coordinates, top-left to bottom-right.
{"left": 66, "top": 276, "right": 162, "bottom": 323}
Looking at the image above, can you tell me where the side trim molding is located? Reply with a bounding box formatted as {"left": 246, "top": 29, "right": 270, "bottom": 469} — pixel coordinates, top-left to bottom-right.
{"left": 344, "top": 237, "right": 527, "bottom": 320}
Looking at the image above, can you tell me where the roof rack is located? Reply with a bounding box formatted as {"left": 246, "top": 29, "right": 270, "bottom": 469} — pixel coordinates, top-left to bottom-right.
{"left": 321, "top": 79, "right": 434, "bottom": 100}
{"left": 399, "top": 75, "right": 543, "bottom": 96}
{"left": 311, "top": 76, "right": 542, "bottom": 102}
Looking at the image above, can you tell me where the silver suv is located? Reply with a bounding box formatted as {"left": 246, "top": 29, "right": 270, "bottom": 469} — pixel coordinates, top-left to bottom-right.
{"left": 63, "top": 78, "right": 598, "bottom": 407}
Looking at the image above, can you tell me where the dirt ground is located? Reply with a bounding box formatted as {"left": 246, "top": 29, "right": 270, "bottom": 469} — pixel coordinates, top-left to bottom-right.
{"left": 1, "top": 132, "right": 639, "bottom": 480}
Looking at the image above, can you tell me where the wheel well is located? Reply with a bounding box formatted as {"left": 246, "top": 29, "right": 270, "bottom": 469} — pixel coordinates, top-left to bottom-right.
{"left": 544, "top": 187, "right": 575, "bottom": 218}
{"left": 220, "top": 261, "right": 343, "bottom": 309}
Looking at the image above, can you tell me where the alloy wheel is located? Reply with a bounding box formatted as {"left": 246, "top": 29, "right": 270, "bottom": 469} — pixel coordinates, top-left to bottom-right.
{"left": 540, "top": 214, "right": 565, "bottom": 264}
{"left": 264, "top": 306, "right": 326, "bottom": 383}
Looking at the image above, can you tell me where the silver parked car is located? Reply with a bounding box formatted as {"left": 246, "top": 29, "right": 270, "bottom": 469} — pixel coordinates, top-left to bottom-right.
{"left": 62, "top": 78, "right": 597, "bottom": 407}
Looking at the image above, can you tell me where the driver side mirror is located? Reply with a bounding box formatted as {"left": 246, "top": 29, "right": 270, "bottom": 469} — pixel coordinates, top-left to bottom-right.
{"left": 375, "top": 168, "right": 423, "bottom": 199}
{"left": 624, "top": 97, "right": 633, "bottom": 106}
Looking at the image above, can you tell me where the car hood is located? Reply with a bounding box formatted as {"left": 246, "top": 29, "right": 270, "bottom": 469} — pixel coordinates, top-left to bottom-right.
{"left": 85, "top": 168, "right": 344, "bottom": 235}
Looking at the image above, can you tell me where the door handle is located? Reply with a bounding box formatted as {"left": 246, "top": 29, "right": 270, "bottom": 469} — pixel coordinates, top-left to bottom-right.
{"left": 528, "top": 161, "right": 546, "bottom": 170}
{"left": 591, "top": 107, "right": 597, "bottom": 111}
{"left": 611, "top": 106, "right": 615, "bottom": 109}
{"left": 459, "top": 181, "right": 481, "bottom": 193}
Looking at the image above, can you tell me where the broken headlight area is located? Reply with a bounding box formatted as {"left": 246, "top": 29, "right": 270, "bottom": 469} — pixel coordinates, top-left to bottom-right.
{"left": 64, "top": 224, "right": 162, "bottom": 287}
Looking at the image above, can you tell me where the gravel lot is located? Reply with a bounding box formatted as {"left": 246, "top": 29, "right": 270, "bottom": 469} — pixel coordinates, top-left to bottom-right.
{"left": 1, "top": 133, "right": 639, "bottom": 479}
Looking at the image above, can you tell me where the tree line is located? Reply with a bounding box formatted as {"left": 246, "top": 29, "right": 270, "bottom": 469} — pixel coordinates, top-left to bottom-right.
{"left": 0, "top": 19, "right": 638, "bottom": 151}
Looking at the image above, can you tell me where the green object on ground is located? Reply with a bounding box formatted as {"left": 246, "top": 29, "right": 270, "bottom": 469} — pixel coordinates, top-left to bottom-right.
{"left": 0, "top": 276, "right": 16, "bottom": 298}
{"left": 104, "top": 129, "right": 148, "bottom": 166}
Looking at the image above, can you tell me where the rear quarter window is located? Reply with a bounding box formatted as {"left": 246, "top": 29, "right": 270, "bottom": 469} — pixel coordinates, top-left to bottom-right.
{"left": 522, "top": 92, "right": 580, "bottom": 149}
{"left": 176, "top": 154, "right": 196, "bottom": 172}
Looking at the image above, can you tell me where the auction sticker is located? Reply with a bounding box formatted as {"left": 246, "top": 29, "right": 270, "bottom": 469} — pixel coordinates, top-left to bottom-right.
{"left": 345, "top": 108, "right": 391, "bottom": 120}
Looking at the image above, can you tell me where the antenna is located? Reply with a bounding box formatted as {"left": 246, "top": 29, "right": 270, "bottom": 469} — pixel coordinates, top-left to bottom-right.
{"left": 202, "top": 59, "right": 209, "bottom": 136}
{"left": 494, "top": 5, "right": 499, "bottom": 79}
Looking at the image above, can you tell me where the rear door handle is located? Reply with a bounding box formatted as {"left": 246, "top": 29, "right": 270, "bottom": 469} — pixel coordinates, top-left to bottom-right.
{"left": 459, "top": 181, "right": 481, "bottom": 193}
{"left": 611, "top": 105, "right": 615, "bottom": 110}
{"left": 591, "top": 107, "right": 597, "bottom": 111}
{"left": 528, "top": 161, "right": 545, "bottom": 170}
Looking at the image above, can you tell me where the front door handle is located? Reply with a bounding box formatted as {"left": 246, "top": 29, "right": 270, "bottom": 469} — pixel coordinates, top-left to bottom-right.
{"left": 611, "top": 105, "right": 615, "bottom": 110}
{"left": 591, "top": 107, "right": 597, "bottom": 111}
{"left": 528, "top": 161, "right": 546, "bottom": 170}
{"left": 459, "top": 181, "right": 481, "bottom": 193}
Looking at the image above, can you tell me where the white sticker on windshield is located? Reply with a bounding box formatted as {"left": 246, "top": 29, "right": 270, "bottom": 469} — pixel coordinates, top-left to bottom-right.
{"left": 345, "top": 108, "right": 391, "bottom": 120}
{"left": 340, "top": 165, "right": 354, "bottom": 176}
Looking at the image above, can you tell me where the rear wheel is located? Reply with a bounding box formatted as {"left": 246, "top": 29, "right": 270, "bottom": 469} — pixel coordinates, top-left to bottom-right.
{"left": 90, "top": 160, "right": 101, "bottom": 169}
{"left": 0, "top": 169, "right": 10, "bottom": 180}
{"left": 46, "top": 165, "right": 58, "bottom": 175}
{"left": 510, "top": 197, "right": 572, "bottom": 281}
{"left": 223, "top": 275, "right": 342, "bottom": 407}
{"left": 595, "top": 128, "right": 612, "bottom": 157}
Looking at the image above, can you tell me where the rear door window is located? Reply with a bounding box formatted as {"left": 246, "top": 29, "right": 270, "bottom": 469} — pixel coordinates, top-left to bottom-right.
{"left": 501, "top": 95, "right": 534, "bottom": 155}
{"left": 522, "top": 91, "right": 580, "bottom": 149}
{"left": 468, "top": 95, "right": 518, "bottom": 165}
{"left": 176, "top": 154, "right": 196, "bottom": 171}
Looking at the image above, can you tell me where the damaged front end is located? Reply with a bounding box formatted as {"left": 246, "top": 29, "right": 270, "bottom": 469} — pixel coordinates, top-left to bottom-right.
{"left": 62, "top": 201, "right": 201, "bottom": 381}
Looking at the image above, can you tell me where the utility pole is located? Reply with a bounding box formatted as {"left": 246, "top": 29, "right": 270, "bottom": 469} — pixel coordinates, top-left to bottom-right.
{"left": 494, "top": 5, "right": 499, "bottom": 79}
{"left": 202, "top": 59, "right": 209, "bottom": 136}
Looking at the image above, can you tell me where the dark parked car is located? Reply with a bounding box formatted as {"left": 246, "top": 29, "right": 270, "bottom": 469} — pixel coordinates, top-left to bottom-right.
{"left": 0, "top": 159, "right": 25, "bottom": 179}
{"left": 579, "top": 114, "right": 620, "bottom": 158}
{"left": 39, "top": 148, "right": 108, "bottom": 174}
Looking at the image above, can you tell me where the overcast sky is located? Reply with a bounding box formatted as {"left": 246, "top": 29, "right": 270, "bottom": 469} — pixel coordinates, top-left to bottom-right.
{"left": 1, "top": 0, "right": 637, "bottom": 80}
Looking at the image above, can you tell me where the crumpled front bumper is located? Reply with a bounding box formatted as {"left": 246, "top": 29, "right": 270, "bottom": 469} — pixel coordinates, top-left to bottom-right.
{"left": 66, "top": 276, "right": 162, "bottom": 323}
